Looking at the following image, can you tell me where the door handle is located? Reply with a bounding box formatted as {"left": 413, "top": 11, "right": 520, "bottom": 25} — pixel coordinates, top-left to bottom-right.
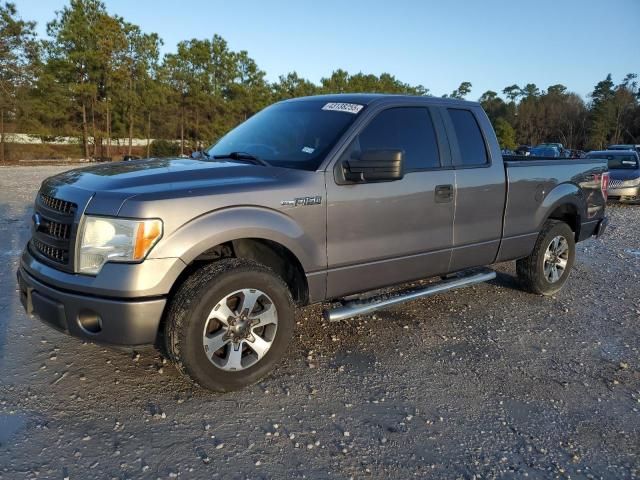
{"left": 435, "top": 184, "right": 453, "bottom": 203}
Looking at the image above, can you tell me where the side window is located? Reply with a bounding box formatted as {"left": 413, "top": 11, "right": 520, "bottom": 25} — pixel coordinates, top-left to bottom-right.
{"left": 356, "top": 107, "right": 440, "bottom": 170}
{"left": 447, "top": 109, "right": 488, "bottom": 167}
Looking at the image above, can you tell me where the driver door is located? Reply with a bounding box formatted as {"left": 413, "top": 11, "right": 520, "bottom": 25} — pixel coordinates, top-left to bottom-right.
{"left": 325, "top": 106, "right": 455, "bottom": 298}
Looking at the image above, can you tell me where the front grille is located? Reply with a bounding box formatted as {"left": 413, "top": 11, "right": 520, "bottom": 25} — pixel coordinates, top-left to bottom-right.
{"left": 31, "top": 192, "right": 77, "bottom": 270}
{"left": 608, "top": 179, "right": 624, "bottom": 189}
{"left": 31, "top": 238, "right": 69, "bottom": 264}
{"left": 45, "top": 220, "right": 71, "bottom": 240}
{"left": 40, "top": 193, "right": 76, "bottom": 215}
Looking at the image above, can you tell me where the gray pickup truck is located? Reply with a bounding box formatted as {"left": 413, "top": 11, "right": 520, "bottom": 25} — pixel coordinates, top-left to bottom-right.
{"left": 17, "top": 94, "right": 609, "bottom": 391}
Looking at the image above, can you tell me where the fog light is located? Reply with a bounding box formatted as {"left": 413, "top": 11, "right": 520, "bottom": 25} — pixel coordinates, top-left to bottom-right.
{"left": 78, "top": 309, "right": 102, "bottom": 334}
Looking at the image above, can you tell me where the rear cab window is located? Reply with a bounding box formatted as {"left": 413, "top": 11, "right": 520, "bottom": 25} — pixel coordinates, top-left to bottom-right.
{"left": 353, "top": 107, "right": 441, "bottom": 171}
{"left": 447, "top": 108, "right": 489, "bottom": 167}
{"left": 607, "top": 155, "right": 639, "bottom": 169}
{"left": 586, "top": 152, "right": 640, "bottom": 169}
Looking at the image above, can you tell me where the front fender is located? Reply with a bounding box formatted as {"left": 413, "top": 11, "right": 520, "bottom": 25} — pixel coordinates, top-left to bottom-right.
{"left": 148, "top": 206, "right": 324, "bottom": 272}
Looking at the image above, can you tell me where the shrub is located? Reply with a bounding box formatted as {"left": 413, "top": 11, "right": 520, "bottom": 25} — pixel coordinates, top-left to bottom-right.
{"left": 149, "top": 139, "right": 181, "bottom": 158}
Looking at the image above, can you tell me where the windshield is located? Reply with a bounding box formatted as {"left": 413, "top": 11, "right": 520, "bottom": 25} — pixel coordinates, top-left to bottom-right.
{"left": 586, "top": 153, "right": 639, "bottom": 169}
{"left": 206, "top": 100, "right": 364, "bottom": 171}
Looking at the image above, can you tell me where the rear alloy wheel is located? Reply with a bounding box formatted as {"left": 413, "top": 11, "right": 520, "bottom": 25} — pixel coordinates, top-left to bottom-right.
{"left": 516, "top": 220, "right": 576, "bottom": 296}
{"left": 165, "top": 259, "right": 294, "bottom": 392}
{"left": 543, "top": 235, "right": 570, "bottom": 284}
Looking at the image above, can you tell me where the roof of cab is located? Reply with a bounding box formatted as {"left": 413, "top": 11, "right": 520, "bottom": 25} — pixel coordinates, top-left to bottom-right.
{"left": 589, "top": 150, "right": 640, "bottom": 157}
{"left": 282, "top": 93, "right": 480, "bottom": 107}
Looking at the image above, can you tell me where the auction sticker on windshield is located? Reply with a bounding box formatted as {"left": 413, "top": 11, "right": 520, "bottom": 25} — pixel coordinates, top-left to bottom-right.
{"left": 322, "top": 103, "right": 364, "bottom": 114}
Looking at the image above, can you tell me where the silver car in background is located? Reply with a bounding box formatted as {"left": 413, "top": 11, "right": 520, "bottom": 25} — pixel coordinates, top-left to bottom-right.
{"left": 587, "top": 150, "right": 640, "bottom": 203}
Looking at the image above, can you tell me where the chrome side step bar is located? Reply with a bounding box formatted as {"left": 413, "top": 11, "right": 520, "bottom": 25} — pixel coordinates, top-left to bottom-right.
{"left": 323, "top": 269, "right": 496, "bottom": 322}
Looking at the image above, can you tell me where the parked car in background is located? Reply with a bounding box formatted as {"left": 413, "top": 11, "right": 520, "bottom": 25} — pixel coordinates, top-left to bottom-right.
{"left": 529, "top": 146, "right": 561, "bottom": 157}
{"left": 607, "top": 144, "right": 640, "bottom": 156}
{"left": 536, "top": 143, "right": 575, "bottom": 158}
{"left": 586, "top": 150, "right": 640, "bottom": 203}
{"left": 537, "top": 142, "right": 564, "bottom": 151}
{"left": 515, "top": 145, "right": 532, "bottom": 156}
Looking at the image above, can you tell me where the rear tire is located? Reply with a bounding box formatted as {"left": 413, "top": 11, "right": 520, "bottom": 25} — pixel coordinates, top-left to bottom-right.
{"left": 516, "top": 220, "right": 575, "bottom": 296}
{"left": 165, "top": 258, "right": 295, "bottom": 392}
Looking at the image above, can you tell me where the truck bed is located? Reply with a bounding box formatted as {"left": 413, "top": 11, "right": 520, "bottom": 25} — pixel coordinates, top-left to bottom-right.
{"left": 503, "top": 155, "right": 606, "bottom": 167}
{"left": 496, "top": 155, "right": 608, "bottom": 263}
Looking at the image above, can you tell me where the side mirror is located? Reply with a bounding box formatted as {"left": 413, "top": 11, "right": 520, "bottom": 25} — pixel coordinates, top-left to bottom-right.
{"left": 342, "top": 149, "right": 404, "bottom": 183}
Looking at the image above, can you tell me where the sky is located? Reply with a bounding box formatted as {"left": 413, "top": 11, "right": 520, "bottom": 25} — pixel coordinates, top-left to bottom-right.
{"left": 14, "top": 0, "right": 640, "bottom": 100}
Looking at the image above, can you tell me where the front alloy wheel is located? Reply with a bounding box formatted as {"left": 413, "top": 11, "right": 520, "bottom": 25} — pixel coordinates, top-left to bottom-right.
{"left": 165, "top": 258, "right": 295, "bottom": 392}
{"left": 203, "top": 288, "right": 278, "bottom": 371}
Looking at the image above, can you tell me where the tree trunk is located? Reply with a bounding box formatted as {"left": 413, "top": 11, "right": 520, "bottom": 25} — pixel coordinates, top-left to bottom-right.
{"left": 128, "top": 75, "right": 134, "bottom": 156}
{"left": 180, "top": 102, "right": 185, "bottom": 155}
{"left": 146, "top": 111, "right": 151, "bottom": 158}
{"left": 81, "top": 101, "right": 90, "bottom": 159}
{"left": 195, "top": 109, "right": 199, "bottom": 150}
{"left": 128, "top": 109, "right": 133, "bottom": 156}
{"left": 0, "top": 108, "right": 4, "bottom": 164}
{"left": 91, "top": 96, "right": 97, "bottom": 157}
{"left": 106, "top": 100, "right": 111, "bottom": 159}
{"left": 614, "top": 107, "right": 624, "bottom": 145}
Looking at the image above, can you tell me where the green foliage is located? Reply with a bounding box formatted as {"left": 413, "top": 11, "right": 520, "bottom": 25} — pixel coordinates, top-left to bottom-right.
{"left": 448, "top": 81, "right": 472, "bottom": 99}
{"left": 0, "top": 1, "right": 38, "bottom": 161}
{"left": 502, "top": 85, "right": 521, "bottom": 103}
{"left": 319, "top": 70, "right": 428, "bottom": 96}
{"left": 149, "top": 139, "right": 180, "bottom": 157}
{"left": 479, "top": 90, "right": 509, "bottom": 124}
{"left": 521, "top": 83, "right": 540, "bottom": 98}
{"left": 272, "top": 72, "right": 318, "bottom": 100}
{"left": 2, "top": 1, "right": 639, "bottom": 160}
{"left": 587, "top": 73, "right": 639, "bottom": 149}
{"left": 0, "top": 2, "right": 38, "bottom": 100}
{"left": 494, "top": 118, "right": 517, "bottom": 150}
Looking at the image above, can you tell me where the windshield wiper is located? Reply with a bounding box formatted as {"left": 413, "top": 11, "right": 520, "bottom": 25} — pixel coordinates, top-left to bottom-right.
{"left": 212, "top": 151, "right": 270, "bottom": 166}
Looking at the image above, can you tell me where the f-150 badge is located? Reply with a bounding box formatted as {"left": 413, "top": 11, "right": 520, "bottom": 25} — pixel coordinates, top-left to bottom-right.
{"left": 281, "top": 196, "right": 322, "bottom": 207}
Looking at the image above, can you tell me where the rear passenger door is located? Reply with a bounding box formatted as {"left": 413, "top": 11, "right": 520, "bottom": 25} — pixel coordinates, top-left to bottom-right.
{"left": 325, "top": 105, "right": 456, "bottom": 298}
{"left": 441, "top": 107, "right": 506, "bottom": 271}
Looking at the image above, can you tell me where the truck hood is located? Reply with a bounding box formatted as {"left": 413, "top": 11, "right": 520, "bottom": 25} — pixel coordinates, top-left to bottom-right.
{"left": 41, "top": 157, "right": 298, "bottom": 216}
{"left": 44, "top": 157, "right": 282, "bottom": 194}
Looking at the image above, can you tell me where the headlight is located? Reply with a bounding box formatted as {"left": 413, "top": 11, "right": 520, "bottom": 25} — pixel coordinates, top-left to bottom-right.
{"left": 77, "top": 216, "right": 163, "bottom": 275}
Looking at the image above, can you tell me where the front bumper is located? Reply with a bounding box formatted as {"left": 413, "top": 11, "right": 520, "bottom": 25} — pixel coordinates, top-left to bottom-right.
{"left": 17, "top": 266, "right": 166, "bottom": 347}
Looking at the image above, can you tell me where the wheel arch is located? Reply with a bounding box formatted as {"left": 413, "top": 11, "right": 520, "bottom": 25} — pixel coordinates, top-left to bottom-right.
{"left": 539, "top": 183, "right": 585, "bottom": 240}
{"left": 151, "top": 207, "right": 320, "bottom": 307}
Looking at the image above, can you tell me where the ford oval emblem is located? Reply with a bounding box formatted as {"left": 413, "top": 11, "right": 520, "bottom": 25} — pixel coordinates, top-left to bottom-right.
{"left": 32, "top": 212, "right": 42, "bottom": 229}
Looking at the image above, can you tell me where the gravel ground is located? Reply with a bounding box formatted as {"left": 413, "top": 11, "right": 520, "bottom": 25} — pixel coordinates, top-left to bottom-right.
{"left": 0, "top": 165, "right": 638, "bottom": 479}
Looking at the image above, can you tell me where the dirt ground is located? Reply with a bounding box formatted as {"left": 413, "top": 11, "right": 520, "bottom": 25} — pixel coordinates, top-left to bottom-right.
{"left": 0, "top": 165, "right": 638, "bottom": 479}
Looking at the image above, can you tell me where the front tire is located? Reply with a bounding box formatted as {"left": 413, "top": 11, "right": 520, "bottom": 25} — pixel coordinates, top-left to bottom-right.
{"left": 165, "top": 258, "right": 295, "bottom": 392}
{"left": 516, "top": 220, "right": 576, "bottom": 296}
